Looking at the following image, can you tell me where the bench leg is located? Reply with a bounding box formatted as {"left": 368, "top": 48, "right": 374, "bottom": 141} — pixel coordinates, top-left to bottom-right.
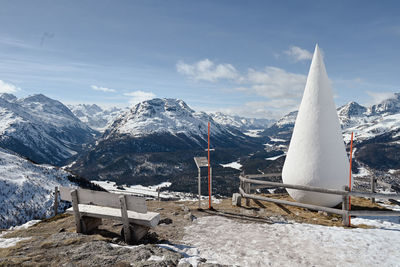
{"left": 121, "top": 224, "right": 149, "bottom": 244}
{"left": 81, "top": 217, "right": 102, "bottom": 233}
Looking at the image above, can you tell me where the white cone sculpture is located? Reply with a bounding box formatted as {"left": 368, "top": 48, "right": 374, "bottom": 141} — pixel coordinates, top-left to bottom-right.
{"left": 282, "top": 44, "right": 349, "bottom": 207}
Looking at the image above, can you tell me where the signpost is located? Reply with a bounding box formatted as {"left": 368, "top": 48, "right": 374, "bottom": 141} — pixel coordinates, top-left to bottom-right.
{"left": 193, "top": 121, "right": 214, "bottom": 210}
{"left": 194, "top": 156, "right": 209, "bottom": 209}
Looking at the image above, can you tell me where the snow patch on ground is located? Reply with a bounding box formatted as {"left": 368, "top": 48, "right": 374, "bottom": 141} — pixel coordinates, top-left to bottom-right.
{"left": 220, "top": 161, "right": 242, "bottom": 170}
{"left": 266, "top": 153, "right": 285, "bottom": 161}
{"left": 91, "top": 180, "right": 222, "bottom": 203}
{"left": 243, "top": 129, "right": 263, "bottom": 137}
{"left": 0, "top": 237, "right": 31, "bottom": 248}
{"left": 8, "top": 220, "right": 41, "bottom": 231}
{"left": 158, "top": 243, "right": 201, "bottom": 266}
{"left": 269, "top": 137, "right": 286, "bottom": 142}
{"left": 0, "top": 219, "right": 40, "bottom": 248}
{"left": 353, "top": 167, "right": 371, "bottom": 177}
{"left": 180, "top": 215, "right": 400, "bottom": 266}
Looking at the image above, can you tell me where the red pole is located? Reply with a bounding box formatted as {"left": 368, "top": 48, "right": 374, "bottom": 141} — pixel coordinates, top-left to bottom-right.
{"left": 348, "top": 132, "right": 354, "bottom": 225}
{"left": 208, "top": 122, "right": 211, "bottom": 209}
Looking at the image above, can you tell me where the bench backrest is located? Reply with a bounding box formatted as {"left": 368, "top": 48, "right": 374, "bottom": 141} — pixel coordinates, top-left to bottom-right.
{"left": 59, "top": 187, "right": 147, "bottom": 213}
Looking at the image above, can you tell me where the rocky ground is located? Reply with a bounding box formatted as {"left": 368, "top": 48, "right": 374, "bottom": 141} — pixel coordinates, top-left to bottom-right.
{"left": 0, "top": 195, "right": 389, "bottom": 266}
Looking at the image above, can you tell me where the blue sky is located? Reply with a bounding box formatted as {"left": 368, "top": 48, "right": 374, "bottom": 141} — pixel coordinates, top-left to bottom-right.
{"left": 0, "top": 1, "right": 400, "bottom": 118}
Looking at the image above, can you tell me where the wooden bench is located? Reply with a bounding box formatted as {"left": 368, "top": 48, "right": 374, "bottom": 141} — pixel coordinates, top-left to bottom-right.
{"left": 59, "top": 187, "right": 160, "bottom": 244}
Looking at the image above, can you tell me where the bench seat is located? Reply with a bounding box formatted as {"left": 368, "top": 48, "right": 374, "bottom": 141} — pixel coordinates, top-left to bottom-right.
{"left": 66, "top": 204, "right": 160, "bottom": 228}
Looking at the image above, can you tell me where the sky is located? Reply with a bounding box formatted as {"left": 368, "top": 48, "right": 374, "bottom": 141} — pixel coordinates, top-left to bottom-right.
{"left": 0, "top": 1, "right": 400, "bottom": 119}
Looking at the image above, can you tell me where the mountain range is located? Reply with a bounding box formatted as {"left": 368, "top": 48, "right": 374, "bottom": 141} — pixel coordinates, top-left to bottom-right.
{"left": 1, "top": 92, "right": 400, "bottom": 205}
{"left": 261, "top": 93, "right": 400, "bottom": 179}
{"left": 0, "top": 93, "right": 96, "bottom": 166}
{"left": 69, "top": 98, "right": 263, "bottom": 186}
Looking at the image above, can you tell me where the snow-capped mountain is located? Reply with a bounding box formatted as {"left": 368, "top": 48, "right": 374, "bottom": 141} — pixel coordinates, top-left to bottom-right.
{"left": 0, "top": 147, "right": 75, "bottom": 228}
{"left": 368, "top": 92, "right": 400, "bottom": 115}
{"left": 262, "top": 93, "right": 400, "bottom": 172}
{"left": 70, "top": 98, "right": 263, "bottom": 183}
{"left": 210, "top": 112, "right": 274, "bottom": 130}
{"left": 104, "top": 98, "right": 236, "bottom": 144}
{"left": 0, "top": 94, "right": 97, "bottom": 166}
{"left": 68, "top": 104, "right": 126, "bottom": 132}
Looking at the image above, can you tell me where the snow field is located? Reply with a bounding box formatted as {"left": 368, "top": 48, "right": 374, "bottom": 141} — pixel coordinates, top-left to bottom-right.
{"left": 179, "top": 215, "right": 400, "bottom": 267}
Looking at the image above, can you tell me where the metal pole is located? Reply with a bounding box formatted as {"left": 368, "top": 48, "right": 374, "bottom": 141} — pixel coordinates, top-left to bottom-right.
{"left": 208, "top": 122, "right": 211, "bottom": 209}
{"left": 210, "top": 167, "right": 212, "bottom": 208}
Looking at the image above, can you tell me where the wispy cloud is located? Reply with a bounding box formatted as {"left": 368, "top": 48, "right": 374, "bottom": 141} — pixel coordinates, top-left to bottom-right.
{"left": 176, "top": 59, "right": 239, "bottom": 82}
{"left": 124, "top": 90, "right": 156, "bottom": 105}
{"left": 0, "top": 80, "right": 20, "bottom": 94}
{"left": 177, "top": 58, "right": 307, "bottom": 118}
{"left": 365, "top": 91, "right": 395, "bottom": 105}
{"left": 91, "top": 85, "right": 116, "bottom": 93}
{"left": 245, "top": 67, "right": 306, "bottom": 99}
{"left": 284, "top": 46, "right": 313, "bottom": 62}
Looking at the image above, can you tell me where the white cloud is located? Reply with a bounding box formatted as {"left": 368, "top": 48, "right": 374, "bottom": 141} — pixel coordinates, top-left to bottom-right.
{"left": 365, "top": 91, "right": 395, "bottom": 105}
{"left": 91, "top": 85, "right": 116, "bottom": 93}
{"left": 0, "top": 80, "right": 20, "bottom": 93}
{"left": 177, "top": 59, "right": 310, "bottom": 118}
{"left": 124, "top": 90, "right": 156, "bottom": 105}
{"left": 176, "top": 59, "right": 239, "bottom": 82}
{"left": 246, "top": 67, "right": 307, "bottom": 99}
{"left": 284, "top": 46, "right": 313, "bottom": 62}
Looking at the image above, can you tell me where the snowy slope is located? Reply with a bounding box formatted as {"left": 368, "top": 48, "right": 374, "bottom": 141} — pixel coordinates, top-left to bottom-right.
{"left": 210, "top": 112, "right": 273, "bottom": 130}
{"left": 102, "top": 98, "right": 249, "bottom": 147}
{"left": 68, "top": 104, "right": 126, "bottom": 132}
{"left": 175, "top": 215, "right": 400, "bottom": 266}
{"left": 0, "top": 147, "right": 75, "bottom": 228}
{"left": 70, "top": 98, "right": 262, "bottom": 184}
{"left": 0, "top": 94, "right": 96, "bottom": 166}
{"left": 106, "top": 99, "right": 224, "bottom": 139}
{"left": 265, "top": 94, "right": 400, "bottom": 144}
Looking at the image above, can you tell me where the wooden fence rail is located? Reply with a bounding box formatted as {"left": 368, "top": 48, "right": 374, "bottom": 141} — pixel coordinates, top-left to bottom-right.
{"left": 239, "top": 175, "right": 400, "bottom": 227}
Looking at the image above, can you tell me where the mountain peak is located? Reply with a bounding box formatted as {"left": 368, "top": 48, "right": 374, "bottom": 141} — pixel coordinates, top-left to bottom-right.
{"left": 0, "top": 93, "right": 17, "bottom": 102}
{"left": 338, "top": 101, "right": 367, "bottom": 118}
{"left": 107, "top": 98, "right": 215, "bottom": 138}
{"left": 131, "top": 98, "right": 195, "bottom": 116}
{"left": 369, "top": 92, "right": 400, "bottom": 115}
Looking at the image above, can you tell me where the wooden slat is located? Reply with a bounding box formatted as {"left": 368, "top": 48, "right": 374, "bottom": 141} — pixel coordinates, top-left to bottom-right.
{"left": 349, "top": 210, "right": 400, "bottom": 216}
{"left": 244, "top": 173, "right": 282, "bottom": 179}
{"left": 59, "top": 187, "right": 147, "bottom": 213}
{"left": 239, "top": 187, "right": 347, "bottom": 216}
{"left": 59, "top": 186, "right": 72, "bottom": 202}
{"left": 239, "top": 177, "right": 400, "bottom": 200}
{"left": 66, "top": 204, "right": 160, "bottom": 228}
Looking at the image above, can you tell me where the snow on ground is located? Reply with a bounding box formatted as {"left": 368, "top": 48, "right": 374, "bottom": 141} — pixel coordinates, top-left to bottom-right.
{"left": 0, "top": 237, "right": 31, "bottom": 248}
{"left": 353, "top": 166, "right": 371, "bottom": 177}
{"left": 220, "top": 161, "right": 242, "bottom": 170}
{"left": 176, "top": 213, "right": 400, "bottom": 267}
{"left": 269, "top": 137, "right": 286, "bottom": 142}
{"left": 243, "top": 129, "right": 263, "bottom": 137}
{"left": 266, "top": 153, "right": 285, "bottom": 161}
{"left": 8, "top": 220, "right": 41, "bottom": 231}
{"left": 92, "top": 180, "right": 172, "bottom": 198}
{"left": 0, "top": 219, "right": 40, "bottom": 248}
{"left": 91, "top": 180, "right": 222, "bottom": 203}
